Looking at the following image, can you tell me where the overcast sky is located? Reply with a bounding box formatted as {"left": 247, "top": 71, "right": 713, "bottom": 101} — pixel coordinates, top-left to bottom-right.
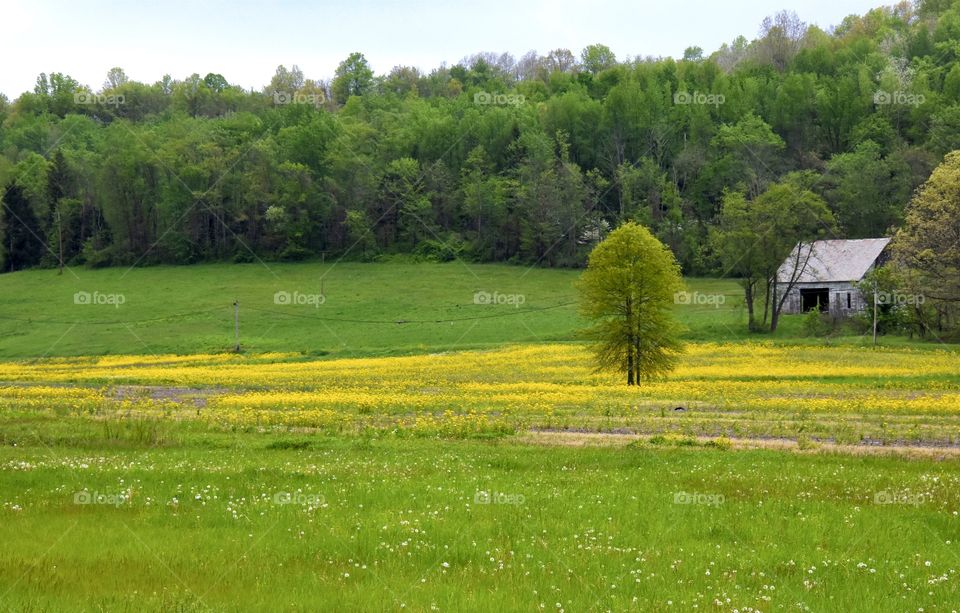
{"left": 3, "top": 0, "right": 885, "bottom": 99}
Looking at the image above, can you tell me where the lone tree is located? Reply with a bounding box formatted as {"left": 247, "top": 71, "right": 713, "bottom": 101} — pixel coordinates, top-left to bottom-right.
{"left": 577, "top": 222, "right": 684, "bottom": 385}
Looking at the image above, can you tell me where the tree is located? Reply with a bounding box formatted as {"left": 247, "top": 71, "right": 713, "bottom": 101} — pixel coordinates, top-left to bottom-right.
{"left": 616, "top": 158, "right": 679, "bottom": 225}
{"left": 377, "top": 157, "right": 430, "bottom": 249}
{"left": 266, "top": 65, "right": 304, "bottom": 94}
{"left": 384, "top": 66, "right": 424, "bottom": 96}
{"left": 763, "top": 179, "right": 836, "bottom": 332}
{"left": 929, "top": 105, "right": 960, "bottom": 154}
{"left": 542, "top": 49, "right": 577, "bottom": 74}
{"left": 332, "top": 53, "right": 374, "bottom": 104}
{"left": 683, "top": 46, "right": 704, "bottom": 62}
{"left": 891, "top": 150, "right": 960, "bottom": 331}
{"left": 203, "top": 73, "right": 229, "bottom": 93}
{"left": 577, "top": 222, "right": 684, "bottom": 385}
{"left": 712, "top": 178, "right": 836, "bottom": 332}
{"left": 1, "top": 183, "right": 46, "bottom": 272}
{"left": 715, "top": 35, "right": 750, "bottom": 71}
{"left": 711, "top": 190, "right": 768, "bottom": 330}
{"left": 516, "top": 132, "right": 587, "bottom": 266}
{"left": 460, "top": 146, "right": 513, "bottom": 260}
{"left": 103, "top": 67, "right": 129, "bottom": 91}
{"left": 855, "top": 266, "right": 926, "bottom": 337}
{"left": 706, "top": 114, "right": 785, "bottom": 200}
{"left": 756, "top": 10, "right": 807, "bottom": 70}
{"left": 46, "top": 149, "right": 71, "bottom": 273}
{"left": 580, "top": 44, "right": 616, "bottom": 74}
{"left": 822, "top": 140, "right": 912, "bottom": 237}
{"left": 344, "top": 209, "right": 377, "bottom": 259}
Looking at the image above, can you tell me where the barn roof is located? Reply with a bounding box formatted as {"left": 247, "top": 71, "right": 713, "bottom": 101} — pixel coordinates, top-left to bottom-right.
{"left": 776, "top": 238, "right": 891, "bottom": 284}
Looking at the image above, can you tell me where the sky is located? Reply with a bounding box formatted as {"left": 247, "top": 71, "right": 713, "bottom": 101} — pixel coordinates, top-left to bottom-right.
{"left": 2, "top": 0, "right": 886, "bottom": 99}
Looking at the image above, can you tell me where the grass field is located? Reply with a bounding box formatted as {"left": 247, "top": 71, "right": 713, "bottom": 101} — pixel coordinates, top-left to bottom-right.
{"left": 0, "top": 261, "right": 815, "bottom": 358}
{"left": 2, "top": 262, "right": 960, "bottom": 611}
{"left": 3, "top": 437, "right": 959, "bottom": 611}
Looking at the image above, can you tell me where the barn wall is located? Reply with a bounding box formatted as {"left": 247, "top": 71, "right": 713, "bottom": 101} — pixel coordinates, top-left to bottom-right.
{"left": 777, "top": 282, "right": 867, "bottom": 317}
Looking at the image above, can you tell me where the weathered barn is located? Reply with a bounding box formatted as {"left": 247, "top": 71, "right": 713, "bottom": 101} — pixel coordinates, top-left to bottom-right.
{"left": 775, "top": 238, "right": 891, "bottom": 317}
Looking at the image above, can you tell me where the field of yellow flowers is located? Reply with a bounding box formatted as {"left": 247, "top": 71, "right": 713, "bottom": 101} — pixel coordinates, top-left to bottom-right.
{"left": 4, "top": 343, "right": 960, "bottom": 610}
{"left": 2, "top": 342, "right": 959, "bottom": 445}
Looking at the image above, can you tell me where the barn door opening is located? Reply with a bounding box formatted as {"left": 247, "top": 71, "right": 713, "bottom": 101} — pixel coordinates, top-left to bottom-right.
{"left": 800, "top": 288, "right": 829, "bottom": 312}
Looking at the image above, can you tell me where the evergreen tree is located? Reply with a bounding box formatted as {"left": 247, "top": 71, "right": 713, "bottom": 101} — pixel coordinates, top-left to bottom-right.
{"left": 1, "top": 183, "right": 46, "bottom": 272}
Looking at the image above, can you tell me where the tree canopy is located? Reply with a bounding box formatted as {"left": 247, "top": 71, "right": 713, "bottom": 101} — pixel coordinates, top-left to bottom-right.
{"left": 0, "top": 2, "right": 958, "bottom": 275}
{"left": 577, "top": 222, "right": 684, "bottom": 385}
{"left": 891, "top": 149, "right": 960, "bottom": 335}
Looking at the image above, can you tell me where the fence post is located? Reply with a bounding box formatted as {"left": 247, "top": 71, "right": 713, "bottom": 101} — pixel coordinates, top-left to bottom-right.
{"left": 234, "top": 300, "right": 240, "bottom": 352}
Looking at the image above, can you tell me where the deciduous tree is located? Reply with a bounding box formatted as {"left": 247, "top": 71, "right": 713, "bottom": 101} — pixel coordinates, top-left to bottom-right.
{"left": 577, "top": 222, "right": 684, "bottom": 385}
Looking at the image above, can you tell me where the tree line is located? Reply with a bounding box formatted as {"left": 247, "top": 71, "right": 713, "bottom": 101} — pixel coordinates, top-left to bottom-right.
{"left": 2, "top": 2, "right": 960, "bottom": 298}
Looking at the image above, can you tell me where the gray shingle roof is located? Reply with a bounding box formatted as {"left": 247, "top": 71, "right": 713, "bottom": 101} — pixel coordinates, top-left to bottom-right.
{"left": 776, "top": 238, "right": 891, "bottom": 284}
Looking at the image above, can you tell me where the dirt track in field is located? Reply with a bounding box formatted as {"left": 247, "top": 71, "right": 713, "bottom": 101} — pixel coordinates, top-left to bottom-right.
{"left": 520, "top": 430, "right": 960, "bottom": 460}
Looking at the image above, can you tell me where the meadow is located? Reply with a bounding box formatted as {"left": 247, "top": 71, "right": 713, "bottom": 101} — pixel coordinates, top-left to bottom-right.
{"left": 3, "top": 343, "right": 960, "bottom": 446}
{"left": 0, "top": 261, "right": 790, "bottom": 359}
{"left": 3, "top": 438, "right": 959, "bottom": 611}
{"left": 2, "top": 262, "right": 960, "bottom": 611}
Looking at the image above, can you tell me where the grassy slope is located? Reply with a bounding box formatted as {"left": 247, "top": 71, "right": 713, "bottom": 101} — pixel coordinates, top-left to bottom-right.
{"left": 0, "top": 260, "right": 890, "bottom": 359}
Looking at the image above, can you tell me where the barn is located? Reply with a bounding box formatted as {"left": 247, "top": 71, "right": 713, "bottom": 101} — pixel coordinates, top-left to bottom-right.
{"left": 775, "top": 238, "right": 891, "bottom": 317}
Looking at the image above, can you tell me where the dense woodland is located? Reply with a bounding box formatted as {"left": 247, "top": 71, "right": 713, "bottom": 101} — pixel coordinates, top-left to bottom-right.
{"left": 2, "top": 1, "right": 960, "bottom": 277}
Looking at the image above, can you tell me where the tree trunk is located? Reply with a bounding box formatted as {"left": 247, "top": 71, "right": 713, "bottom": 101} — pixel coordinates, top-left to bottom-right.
{"left": 770, "top": 281, "right": 781, "bottom": 332}
{"left": 634, "top": 338, "right": 642, "bottom": 385}
{"left": 743, "top": 280, "right": 755, "bottom": 330}
{"left": 57, "top": 214, "right": 63, "bottom": 275}
{"left": 625, "top": 295, "right": 635, "bottom": 385}
{"left": 762, "top": 277, "right": 772, "bottom": 325}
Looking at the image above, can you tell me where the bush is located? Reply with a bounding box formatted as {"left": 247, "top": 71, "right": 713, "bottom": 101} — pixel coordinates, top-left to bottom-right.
{"left": 278, "top": 244, "right": 313, "bottom": 261}
{"left": 82, "top": 240, "right": 117, "bottom": 269}
{"left": 802, "top": 309, "right": 833, "bottom": 337}
{"left": 414, "top": 237, "right": 463, "bottom": 262}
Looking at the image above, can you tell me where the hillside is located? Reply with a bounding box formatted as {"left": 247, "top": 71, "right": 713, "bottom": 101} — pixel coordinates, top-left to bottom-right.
{"left": 0, "top": 261, "right": 762, "bottom": 357}
{"left": 3, "top": 3, "right": 960, "bottom": 276}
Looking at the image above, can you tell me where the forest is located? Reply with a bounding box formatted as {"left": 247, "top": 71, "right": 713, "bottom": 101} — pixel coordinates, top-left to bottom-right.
{"left": 2, "top": 1, "right": 960, "bottom": 275}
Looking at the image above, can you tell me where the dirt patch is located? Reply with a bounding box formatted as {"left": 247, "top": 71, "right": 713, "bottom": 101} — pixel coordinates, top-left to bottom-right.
{"left": 110, "top": 385, "right": 224, "bottom": 408}
{"left": 518, "top": 430, "right": 960, "bottom": 460}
